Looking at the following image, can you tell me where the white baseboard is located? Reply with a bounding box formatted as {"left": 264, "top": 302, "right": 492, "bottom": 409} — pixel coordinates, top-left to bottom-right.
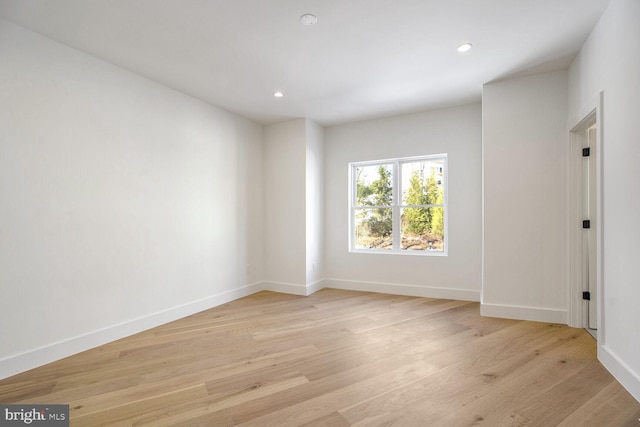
{"left": 0, "top": 282, "right": 263, "bottom": 380}
{"left": 480, "top": 303, "right": 568, "bottom": 324}
{"left": 305, "top": 279, "right": 326, "bottom": 295}
{"left": 262, "top": 280, "right": 325, "bottom": 296}
{"left": 324, "top": 278, "right": 480, "bottom": 302}
{"left": 599, "top": 344, "right": 640, "bottom": 402}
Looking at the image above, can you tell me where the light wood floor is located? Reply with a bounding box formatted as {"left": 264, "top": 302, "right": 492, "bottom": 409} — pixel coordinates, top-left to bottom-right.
{"left": 1, "top": 289, "right": 639, "bottom": 426}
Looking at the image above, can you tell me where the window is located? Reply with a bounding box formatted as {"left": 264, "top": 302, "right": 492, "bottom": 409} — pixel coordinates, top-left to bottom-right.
{"left": 349, "top": 154, "right": 447, "bottom": 255}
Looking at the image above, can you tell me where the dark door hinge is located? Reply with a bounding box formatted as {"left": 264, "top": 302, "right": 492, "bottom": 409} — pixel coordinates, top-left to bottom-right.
{"left": 582, "top": 291, "right": 591, "bottom": 301}
{"left": 582, "top": 220, "right": 591, "bottom": 229}
{"left": 582, "top": 147, "right": 590, "bottom": 157}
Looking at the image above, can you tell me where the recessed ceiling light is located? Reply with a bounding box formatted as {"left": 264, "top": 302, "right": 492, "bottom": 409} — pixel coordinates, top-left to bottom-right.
{"left": 273, "top": 91, "right": 284, "bottom": 98}
{"left": 300, "top": 14, "right": 318, "bottom": 26}
{"left": 457, "top": 43, "right": 473, "bottom": 53}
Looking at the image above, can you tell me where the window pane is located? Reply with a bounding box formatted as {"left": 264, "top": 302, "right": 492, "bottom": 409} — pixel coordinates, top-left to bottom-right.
{"left": 401, "top": 160, "right": 444, "bottom": 205}
{"left": 355, "top": 164, "right": 393, "bottom": 207}
{"left": 401, "top": 207, "right": 444, "bottom": 251}
{"left": 354, "top": 208, "right": 393, "bottom": 250}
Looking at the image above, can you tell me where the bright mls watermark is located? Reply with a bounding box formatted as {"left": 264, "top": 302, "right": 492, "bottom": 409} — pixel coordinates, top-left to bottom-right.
{"left": 1, "top": 405, "right": 69, "bottom": 426}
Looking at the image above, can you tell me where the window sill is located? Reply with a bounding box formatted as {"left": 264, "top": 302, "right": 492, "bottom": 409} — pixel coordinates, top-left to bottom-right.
{"left": 349, "top": 248, "right": 448, "bottom": 257}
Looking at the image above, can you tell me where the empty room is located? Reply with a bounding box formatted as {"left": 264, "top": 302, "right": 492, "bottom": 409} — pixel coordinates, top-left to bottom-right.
{"left": 1, "top": 0, "right": 639, "bottom": 425}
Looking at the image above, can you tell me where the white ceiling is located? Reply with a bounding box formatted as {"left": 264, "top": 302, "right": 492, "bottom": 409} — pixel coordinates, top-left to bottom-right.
{"left": 0, "top": 0, "right": 611, "bottom": 125}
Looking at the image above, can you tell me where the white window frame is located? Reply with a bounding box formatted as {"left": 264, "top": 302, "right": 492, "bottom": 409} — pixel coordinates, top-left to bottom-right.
{"left": 349, "top": 154, "right": 448, "bottom": 256}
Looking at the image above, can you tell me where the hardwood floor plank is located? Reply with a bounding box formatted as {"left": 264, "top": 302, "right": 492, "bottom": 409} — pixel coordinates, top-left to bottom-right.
{"left": 139, "top": 372, "right": 310, "bottom": 427}
{"left": 72, "top": 383, "right": 208, "bottom": 426}
{"left": 298, "top": 411, "right": 351, "bottom": 427}
{"left": 558, "top": 381, "right": 640, "bottom": 426}
{"left": 214, "top": 335, "right": 446, "bottom": 424}
{"left": 235, "top": 360, "right": 442, "bottom": 426}
{"left": 0, "top": 289, "right": 638, "bottom": 426}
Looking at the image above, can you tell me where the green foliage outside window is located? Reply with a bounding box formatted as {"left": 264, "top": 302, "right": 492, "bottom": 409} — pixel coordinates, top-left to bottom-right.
{"left": 403, "top": 169, "right": 443, "bottom": 239}
{"left": 356, "top": 165, "right": 393, "bottom": 237}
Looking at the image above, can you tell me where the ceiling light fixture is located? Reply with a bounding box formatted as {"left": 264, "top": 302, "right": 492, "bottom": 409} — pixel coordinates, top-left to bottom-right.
{"left": 300, "top": 13, "right": 318, "bottom": 26}
{"left": 273, "top": 91, "right": 284, "bottom": 98}
{"left": 457, "top": 43, "right": 473, "bottom": 53}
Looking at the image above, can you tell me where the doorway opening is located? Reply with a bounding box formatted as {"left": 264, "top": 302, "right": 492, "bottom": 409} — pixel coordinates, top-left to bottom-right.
{"left": 569, "top": 109, "right": 600, "bottom": 339}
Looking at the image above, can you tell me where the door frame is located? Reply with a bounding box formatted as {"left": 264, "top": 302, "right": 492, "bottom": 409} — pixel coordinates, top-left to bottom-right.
{"left": 567, "top": 93, "right": 604, "bottom": 337}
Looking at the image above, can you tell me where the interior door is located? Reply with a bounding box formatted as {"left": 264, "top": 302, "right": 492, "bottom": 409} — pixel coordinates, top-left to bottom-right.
{"left": 585, "top": 125, "right": 598, "bottom": 330}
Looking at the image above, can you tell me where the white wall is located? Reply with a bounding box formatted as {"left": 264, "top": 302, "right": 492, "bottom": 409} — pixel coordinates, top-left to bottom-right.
{"left": 0, "top": 18, "right": 264, "bottom": 379}
{"left": 324, "top": 104, "right": 482, "bottom": 300}
{"left": 263, "top": 119, "right": 307, "bottom": 291}
{"left": 568, "top": 0, "right": 640, "bottom": 401}
{"left": 305, "top": 120, "right": 324, "bottom": 288}
{"left": 263, "top": 118, "right": 325, "bottom": 295}
{"left": 482, "top": 71, "right": 568, "bottom": 324}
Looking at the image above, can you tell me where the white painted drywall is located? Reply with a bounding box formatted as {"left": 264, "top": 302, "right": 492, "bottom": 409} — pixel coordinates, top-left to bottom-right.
{"left": 263, "top": 119, "right": 307, "bottom": 290}
{"left": 323, "top": 104, "right": 482, "bottom": 300}
{"left": 482, "top": 71, "right": 568, "bottom": 323}
{"left": 0, "top": 18, "right": 264, "bottom": 378}
{"left": 568, "top": 0, "right": 640, "bottom": 401}
{"left": 306, "top": 120, "right": 324, "bottom": 288}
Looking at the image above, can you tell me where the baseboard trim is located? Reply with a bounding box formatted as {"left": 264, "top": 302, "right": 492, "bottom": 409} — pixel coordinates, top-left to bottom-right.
{"left": 0, "top": 282, "right": 263, "bottom": 380}
{"left": 599, "top": 344, "right": 640, "bottom": 402}
{"left": 480, "top": 303, "right": 568, "bottom": 324}
{"left": 324, "top": 278, "right": 480, "bottom": 302}
{"left": 262, "top": 280, "right": 325, "bottom": 296}
{"left": 305, "top": 279, "right": 326, "bottom": 295}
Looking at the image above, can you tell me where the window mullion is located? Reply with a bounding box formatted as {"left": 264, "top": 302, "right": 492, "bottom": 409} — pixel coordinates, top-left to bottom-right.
{"left": 400, "top": 204, "right": 443, "bottom": 208}
{"left": 392, "top": 160, "right": 400, "bottom": 251}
